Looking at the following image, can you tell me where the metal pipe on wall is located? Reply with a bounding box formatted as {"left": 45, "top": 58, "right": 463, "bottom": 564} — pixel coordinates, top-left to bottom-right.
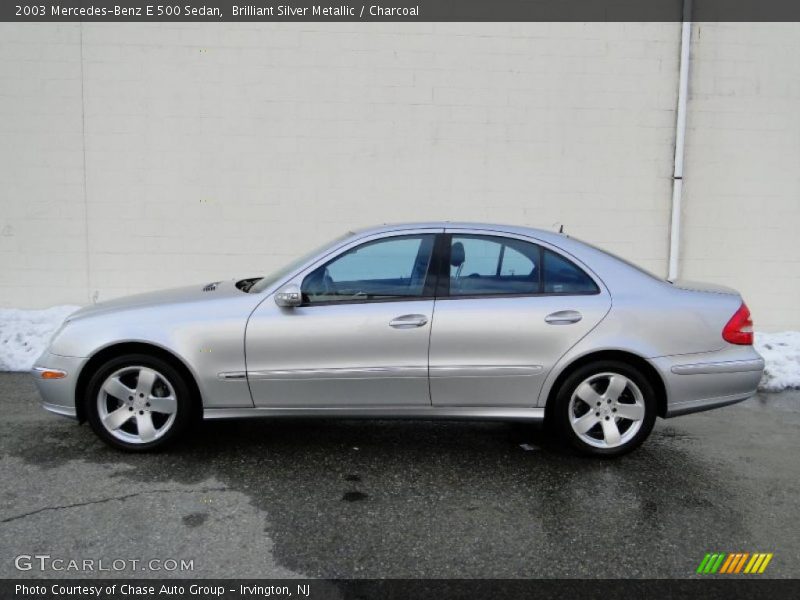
{"left": 668, "top": 0, "right": 692, "bottom": 281}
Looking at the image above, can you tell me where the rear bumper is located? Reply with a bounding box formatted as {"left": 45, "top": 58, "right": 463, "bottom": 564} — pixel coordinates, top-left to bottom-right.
{"left": 31, "top": 352, "right": 86, "bottom": 420}
{"left": 651, "top": 347, "right": 764, "bottom": 418}
{"left": 669, "top": 358, "right": 764, "bottom": 376}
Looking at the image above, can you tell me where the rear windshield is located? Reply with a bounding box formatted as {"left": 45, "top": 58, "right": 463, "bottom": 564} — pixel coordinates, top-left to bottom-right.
{"left": 577, "top": 239, "right": 664, "bottom": 281}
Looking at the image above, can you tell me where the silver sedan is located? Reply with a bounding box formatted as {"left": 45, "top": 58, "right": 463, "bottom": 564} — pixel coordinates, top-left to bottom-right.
{"left": 33, "top": 222, "right": 764, "bottom": 456}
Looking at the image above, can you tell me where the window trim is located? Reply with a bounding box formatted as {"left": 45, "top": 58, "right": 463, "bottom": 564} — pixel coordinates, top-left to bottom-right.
{"left": 438, "top": 232, "right": 600, "bottom": 300}
{"left": 300, "top": 295, "right": 438, "bottom": 308}
{"left": 299, "top": 233, "right": 440, "bottom": 307}
{"left": 288, "top": 229, "right": 603, "bottom": 307}
{"left": 495, "top": 244, "right": 505, "bottom": 277}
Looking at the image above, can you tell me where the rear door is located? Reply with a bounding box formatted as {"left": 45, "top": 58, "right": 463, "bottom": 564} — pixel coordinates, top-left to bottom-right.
{"left": 429, "top": 231, "right": 611, "bottom": 407}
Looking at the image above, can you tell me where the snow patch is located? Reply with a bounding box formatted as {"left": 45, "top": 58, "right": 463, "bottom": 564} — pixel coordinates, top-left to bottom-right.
{"left": 754, "top": 331, "right": 800, "bottom": 392}
{"left": 0, "top": 306, "right": 799, "bottom": 393}
{"left": 0, "top": 306, "right": 80, "bottom": 371}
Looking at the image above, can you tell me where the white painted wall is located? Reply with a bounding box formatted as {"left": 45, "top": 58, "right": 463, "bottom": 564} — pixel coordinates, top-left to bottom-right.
{"left": 681, "top": 23, "right": 800, "bottom": 332}
{"left": 0, "top": 22, "right": 797, "bottom": 330}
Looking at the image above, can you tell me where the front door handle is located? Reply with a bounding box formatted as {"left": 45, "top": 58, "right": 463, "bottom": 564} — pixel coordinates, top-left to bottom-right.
{"left": 389, "top": 314, "right": 428, "bottom": 329}
{"left": 545, "top": 310, "right": 582, "bottom": 325}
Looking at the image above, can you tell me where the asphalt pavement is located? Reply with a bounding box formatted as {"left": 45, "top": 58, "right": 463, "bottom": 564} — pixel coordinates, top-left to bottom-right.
{"left": 1, "top": 372, "right": 798, "bottom": 579}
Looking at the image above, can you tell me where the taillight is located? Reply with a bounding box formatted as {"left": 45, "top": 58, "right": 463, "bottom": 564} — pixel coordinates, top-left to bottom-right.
{"left": 722, "top": 302, "right": 753, "bottom": 345}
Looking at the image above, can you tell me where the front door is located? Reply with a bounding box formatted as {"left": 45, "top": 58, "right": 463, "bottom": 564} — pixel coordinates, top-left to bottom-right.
{"left": 245, "top": 232, "right": 439, "bottom": 407}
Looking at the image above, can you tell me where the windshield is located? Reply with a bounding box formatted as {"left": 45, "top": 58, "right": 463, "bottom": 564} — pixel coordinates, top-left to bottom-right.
{"left": 249, "top": 232, "right": 353, "bottom": 293}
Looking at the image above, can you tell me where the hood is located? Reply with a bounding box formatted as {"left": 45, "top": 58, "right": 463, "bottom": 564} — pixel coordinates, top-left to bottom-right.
{"left": 68, "top": 280, "right": 245, "bottom": 321}
{"left": 669, "top": 279, "right": 739, "bottom": 296}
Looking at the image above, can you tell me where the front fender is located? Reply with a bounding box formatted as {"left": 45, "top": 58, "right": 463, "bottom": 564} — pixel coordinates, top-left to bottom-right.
{"left": 49, "top": 298, "right": 258, "bottom": 409}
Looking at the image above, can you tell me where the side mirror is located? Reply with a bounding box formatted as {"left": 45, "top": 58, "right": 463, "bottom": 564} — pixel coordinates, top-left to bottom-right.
{"left": 274, "top": 284, "right": 302, "bottom": 308}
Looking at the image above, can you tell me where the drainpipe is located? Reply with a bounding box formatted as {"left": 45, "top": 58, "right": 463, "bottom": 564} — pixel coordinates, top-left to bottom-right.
{"left": 668, "top": 0, "right": 692, "bottom": 281}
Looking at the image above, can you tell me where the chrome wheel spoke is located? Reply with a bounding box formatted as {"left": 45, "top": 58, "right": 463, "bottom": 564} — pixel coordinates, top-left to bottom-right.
{"left": 136, "top": 411, "right": 157, "bottom": 442}
{"left": 616, "top": 402, "right": 645, "bottom": 421}
{"left": 575, "top": 381, "right": 602, "bottom": 406}
{"left": 103, "top": 405, "right": 133, "bottom": 431}
{"left": 103, "top": 377, "right": 134, "bottom": 402}
{"left": 148, "top": 396, "right": 177, "bottom": 415}
{"left": 601, "top": 418, "right": 622, "bottom": 446}
{"left": 135, "top": 368, "right": 158, "bottom": 398}
{"left": 572, "top": 411, "right": 600, "bottom": 434}
{"left": 605, "top": 375, "right": 628, "bottom": 402}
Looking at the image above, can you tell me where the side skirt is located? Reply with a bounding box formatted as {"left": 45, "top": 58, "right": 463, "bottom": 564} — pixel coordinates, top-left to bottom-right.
{"left": 203, "top": 406, "right": 545, "bottom": 421}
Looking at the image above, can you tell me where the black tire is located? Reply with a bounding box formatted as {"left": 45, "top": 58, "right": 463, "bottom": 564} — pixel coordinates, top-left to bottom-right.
{"left": 553, "top": 360, "right": 656, "bottom": 457}
{"left": 85, "top": 353, "right": 193, "bottom": 452}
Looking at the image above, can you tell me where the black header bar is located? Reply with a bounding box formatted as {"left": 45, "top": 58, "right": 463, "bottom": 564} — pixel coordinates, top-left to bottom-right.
{"left": 4, "top": 579, "right": 800, "bottom": 600}
{"left": 5, "top": 1, "right": 800, "bottom": 22}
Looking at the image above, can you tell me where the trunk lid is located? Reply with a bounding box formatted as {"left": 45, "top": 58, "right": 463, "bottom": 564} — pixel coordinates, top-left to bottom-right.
{"left": 668, "top": 279, "right": 739, "bottom": 296}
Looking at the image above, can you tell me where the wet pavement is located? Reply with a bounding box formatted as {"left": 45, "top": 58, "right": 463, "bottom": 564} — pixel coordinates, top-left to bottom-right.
{"left": 0, "top": 372, "right": 798, "bottom": 579}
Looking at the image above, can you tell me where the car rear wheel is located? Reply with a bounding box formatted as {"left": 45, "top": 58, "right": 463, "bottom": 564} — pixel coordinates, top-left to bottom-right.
{"left": 85, "top": 354, "right": 192, "bottom": 451}
{"left": 554, "top": 360, "right": 656, "bottom": 457}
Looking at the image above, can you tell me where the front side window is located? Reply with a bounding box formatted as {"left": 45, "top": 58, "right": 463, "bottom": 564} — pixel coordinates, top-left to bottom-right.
{"left": 249, "top": 231, "right": 353, "bottom": 294}
{"left": 449, "top": 235, "right": 540, "bottom": 296}
{"left": 302, "top": 235, "right": 435, "bottom": 304}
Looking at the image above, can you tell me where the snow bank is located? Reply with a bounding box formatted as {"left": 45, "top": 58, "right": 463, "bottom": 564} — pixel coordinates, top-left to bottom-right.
{"left": 0, "top": 306, "right": 799, "bottom": 393}
{"left": 0, "top": 306, "right": 80, "bottom": 371}
{"left": 754, "top": 331, "right": 800, "bottom": 392}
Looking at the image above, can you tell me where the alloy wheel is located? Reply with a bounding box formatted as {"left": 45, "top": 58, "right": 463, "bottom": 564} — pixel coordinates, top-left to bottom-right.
{"left": 96, "top": 366, "right": 178, "bottom": 444}
{"left": 568, "top": 372, "right": 646, "bottom": 449}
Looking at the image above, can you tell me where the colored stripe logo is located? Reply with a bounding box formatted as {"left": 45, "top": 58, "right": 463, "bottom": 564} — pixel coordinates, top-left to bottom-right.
{"left": 697, "top": 552, "right": 773, "bottom": 574}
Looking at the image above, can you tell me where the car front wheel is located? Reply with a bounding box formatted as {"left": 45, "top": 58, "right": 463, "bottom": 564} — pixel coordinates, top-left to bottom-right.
{"left": 85, "top": 354, "right": 192, "bottom": 451}
{"left": 554, "top": 360, "right": 656, "bottom": 457}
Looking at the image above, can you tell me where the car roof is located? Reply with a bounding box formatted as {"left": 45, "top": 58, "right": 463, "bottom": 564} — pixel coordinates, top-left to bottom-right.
{"left": 349, "top": 221, "right": 667, "bottom": 293}
{"left": 352, "top": 221, "right": 567, "bottom": 244}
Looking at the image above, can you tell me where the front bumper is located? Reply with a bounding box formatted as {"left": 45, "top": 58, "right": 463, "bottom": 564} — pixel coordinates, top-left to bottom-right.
{"left": 31, "top": 352, "right": 87, "bottom": 420}
{"left": 651, "top": 347, "right": 765, "bottom": 418}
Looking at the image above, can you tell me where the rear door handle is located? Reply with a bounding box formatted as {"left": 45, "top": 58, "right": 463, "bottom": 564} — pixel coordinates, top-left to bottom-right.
{"left": 545, "top": 310, "right": 582, "bottom": 325}
{"left": 389, "top": 314, "right": 428, "bottom": 328}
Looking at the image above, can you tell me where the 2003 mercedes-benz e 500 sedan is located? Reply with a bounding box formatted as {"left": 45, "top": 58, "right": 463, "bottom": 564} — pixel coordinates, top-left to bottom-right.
{"left": 33, "top": 223, "right": 764, "bottom": 456}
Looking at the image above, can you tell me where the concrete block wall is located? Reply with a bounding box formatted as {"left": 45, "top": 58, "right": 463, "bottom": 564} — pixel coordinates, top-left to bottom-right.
{"left": 0, "top": 22, "right": 797, "bottom": 330}
{"left": 0, "top": 25, "right": 87, "bottom": 307}
{"left": 681, "top": 23, "right": 800, "bottom": 332}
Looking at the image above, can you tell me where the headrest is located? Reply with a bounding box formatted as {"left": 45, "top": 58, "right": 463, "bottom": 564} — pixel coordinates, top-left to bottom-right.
{"left": 450, "top": 242, "right": 465, "bottom": 267}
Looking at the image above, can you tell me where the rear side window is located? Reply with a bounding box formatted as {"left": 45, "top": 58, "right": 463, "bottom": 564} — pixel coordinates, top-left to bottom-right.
{"left": 445, "top": 235, "right": 598, "bottom": 297}
{"left": 543, "top": 249, "right": 599, "bottom": 294}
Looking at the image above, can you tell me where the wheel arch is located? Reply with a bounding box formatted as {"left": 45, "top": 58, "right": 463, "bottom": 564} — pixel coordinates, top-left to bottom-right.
{"left": 543, "top": 349, "right": 668, "bottom": 421}
{"left": 74, "top": 342, "right": 203, "bottom": 424}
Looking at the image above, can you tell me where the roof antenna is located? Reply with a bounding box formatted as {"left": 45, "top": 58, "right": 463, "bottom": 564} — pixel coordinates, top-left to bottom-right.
{"left": 558, "top": 224, "right": 564, "bottom": 234}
